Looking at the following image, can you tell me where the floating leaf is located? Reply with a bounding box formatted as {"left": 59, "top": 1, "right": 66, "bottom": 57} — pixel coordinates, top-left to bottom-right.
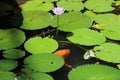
{"left": 0, "top": 59, "right": 18, "bottom": 71}
{"left": 84, "top": 0, "right": 114, "bottom": 12}
{"left": 101, "top": 29, "right": 120, "bottom": 40}
{"left": 0, "top": 71, "right": 16, "bottom": 80}
{"left": 24, "top": 37, "right": 58, "bottom": 54}
{"left": 17, "top": 72, "right": 54, "bottom": 80}
{"left": 0, "top": 28, "right": 26, "bottom": 50}
{"left": 43, "top": 0, "right": 58, "bottom": 2}
{"left": 20, "top": 1, "right": 53, "bottom": 11}
{"left": 2, "top": 49, "right": 25, "bottom": 59}
{"left": 57, "top": 0, "right": 84, "bottom": 12}
{"left": 24, "top": 53, "right": 64, "bottom": 72}
{"left": 20, "top": 11, "right": 52, "bottom": 30}
{"left": 50, "top": 12, "right": 93, "bottom": 32}
{"left": 94, "top": 43, "right": 120, "bottom": 63}
{"left": 68, "top": 64, "right": 120, "bottom": 80}
{"left": 67, "top": 28, "right": 106, "bottom": 46}
{"left": 84, "top": 10, "right": 96, "bottom": 18}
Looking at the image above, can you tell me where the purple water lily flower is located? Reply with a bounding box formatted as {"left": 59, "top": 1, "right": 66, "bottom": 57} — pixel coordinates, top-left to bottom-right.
{"left": 52, "top": 7, "right": 65, "bottom": 15}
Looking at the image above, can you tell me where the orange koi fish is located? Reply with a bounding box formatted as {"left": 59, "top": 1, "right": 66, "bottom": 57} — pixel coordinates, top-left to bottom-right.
{"left": 53, "top": 49, "right": 70, "bottom": 60}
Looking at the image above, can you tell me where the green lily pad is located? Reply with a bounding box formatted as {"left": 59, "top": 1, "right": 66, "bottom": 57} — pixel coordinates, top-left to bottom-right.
{"left": 50, "top": 12, "right": 93, "bottom": 32}
{"left": 84, "top": 0, "right": 114, "bottom": 12}
{"left": 94, "top": 42, "right": 120, "bottom": 63}
{"left": 43, "top": 0, "right": 58, "bottom": 2}
{"left": 0, "top": 28, "right": 26, "bottom": 50}
{"left": 101, "top": 29, "right": 120, "bottom": 40}
{"left": 17, "top": 72, "right": 54, "bottom": 80}
{"left": 0, "top": 71, "right": 16, "bottom": 80}
{"left": 67, "top": 28, "right": 106, "bottom": 46}
{"left": 68, "top": 64, "right": 120, "bottom": 80}
{"left": 20, "top": 1, "right": 53, "bottom": 11}
{"left": 24, "top": 37, "right": 58, "bottom": 54}
{"left": 0, "top": 59, "right": 18, "bottom": 71}
{"left": 2, "top": 49, "right": 25, "bottom": 59}
{"left": 20, "top": 11, "right": 52, "bottom": 30}
{"left": 57, "top": 0, "right": 84, "bottom": 12}
{"left": 24, "top": 53, "right": 64, "bottom": 72}
{"left": 94, "top": 14, "right": 120, "bottom": 31}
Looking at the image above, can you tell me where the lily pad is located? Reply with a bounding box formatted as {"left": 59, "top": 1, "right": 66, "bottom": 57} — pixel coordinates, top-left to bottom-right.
{"left": 94, "top": 42, "right": 120, "bottom": 63}
{"left": 67, "top": 28, "right": 106, "bottom": 46}
{"left": 2, "top": 49, "right": 25, "bottom": 59}
{"left": 24, "top": 37, "right": 58, "bottom": 54}
{"left": 84, "top": 0, "right": 114, "bottom": 12}
{"left": 57, "top": 0, "right": 84, "bottom": 12}
{"left": 0, "top": 71, "right": 16, "bottom": 80}
{"left": 20, "top": 11, "right": 52, "bottom": 30}
{"left": 101, "top": 29, "right": 120, "bottom": 40}
{"left": 20, "top": 1, "right": 53, "bottom": 11}
{"left": 0, "top": 59, "right": 18, "bottom": 71}
{"left": 50, "top": 12, "right": 93, "bottom": 32}
{"left": 17, "top": 72, "right": 54, "bottom": 80}
{"left": 68, "top": 64, "right": 120, "bottom": 80}
{"left": 0, "top": 28, "right": 26, "bottom": 50}
{"left": 24, "top": 53, "right": 64, "bottom": 72}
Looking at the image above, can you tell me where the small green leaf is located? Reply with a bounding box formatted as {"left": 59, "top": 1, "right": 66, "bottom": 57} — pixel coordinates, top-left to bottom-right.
{"left": 24, "top": 53, "right": 64, "bottom": 72}
{"left": 0, "top": 71, "right": 16, "bottom": 80}
{"left": 24, "top": 37, "right": 58, "bottom": 54}
{"left": 84, "top": 0, "right": 114, "bottom": 12}
{"left": 57, "top": 0, "right": 84, "bottom": 12}
{"left": 2, "top": 49, "right": 25, "bottom": 59}
{"left": 68, "top": 64, "right": 120, "bottom": 80}
{"left": 67, "top": 28, "right": 106, "bottom": 46}
{"left": 50, "top": 12, "right": 93, "bottom": 32}
{"left": 0, "top": 59, "right": 18, "bottom": 71}
{"left": 20, "top": 11, "right": 52, "bottom": 30}
{"left": 94, "top": 42, "right": 120, "bottom": 63}
{"left": 0, "top": 28, "right": 26, "bottom": 50}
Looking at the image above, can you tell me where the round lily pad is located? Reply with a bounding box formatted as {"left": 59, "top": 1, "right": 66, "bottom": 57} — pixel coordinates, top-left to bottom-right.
{"left": 57, "top": 0, "right": 84, "bottom": 12}
{"left": 50, "top": 12, "right": 93, "bottom": 32}
{"left": 68, "top": 64, "right": 120, "bottom": 80}
{"left": 0, "top": 28, "right": 26, "bottom": 50}
{"left": 20, "top": 11, "right": 52, "bottom": 30}
{"left": 84, "top": 0, "right": 114, "bottom": 12}
{"left": 67, "top": 28, "right": 106, "bottom": 46}
{"left": 24, "top": 37, "right": 58, "bottom": 54}
{"left": 0, "top": 59, "right": 18, "bottom": 71}
{"left": 0, "top": 71, "right": 16, "bottom": 80}
{"left": 17, "top": 72, "right": 54, "bottom": 80}
{"left": 2, "top": 49, "right": 25, "bottom": 59}
{"left": 24, "top": 53, "right": 64, "bottom": 72}
{"left": 94, "top": 42, "right": 120, "bottom": 63}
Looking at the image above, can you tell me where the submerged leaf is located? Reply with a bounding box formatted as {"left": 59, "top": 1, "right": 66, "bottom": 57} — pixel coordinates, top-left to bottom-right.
{"left": 24, "top": 37, "right": 58, "bottom": 54}
{"left": 68, "top": 64, "right": 120, "bottom": 80}
{"left": 94, "top": 43, "right": 120, "bottom": 63}
{"left": 0, "top": 28, "right": 26, "bottom": 50}
{"left": 24, "top": 53, "right": 64, "bottom": 72}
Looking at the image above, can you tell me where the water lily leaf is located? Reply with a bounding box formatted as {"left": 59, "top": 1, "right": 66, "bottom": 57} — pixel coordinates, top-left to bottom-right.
{"left": 84, "top": 0, "right": 114, "bottom": 12}
{"left": 94, "top": 43, "right": 120, "bottom": 63}
{"left": 0, "top": 28, "right": 26, "bottom": 50}
{"left": 2, "top": 49, "right": 25, "bottom": 59}
{"left": 57, "top": 0, "right": 84, "bottom": 12}
{"left": 20, "top": 1, "right": 53, "bottom": 11}
{"left": 0, "top": 59, "right": 18, "bottom": 71}
{"left": 67, "top": 28, "right": 106, "bottom": 46}
{"left": 24, "top": 53, "right": 64, "bottom": 72}
{"left": 101, "top": 29, "right": 120, "bottom": 40}
{"left": 24, "top": 37, "right": 58, "bottom": 54}
{"left": 84, "top": 10, "right": 96, "bottom": 18}
{"left": 50, "top": 12, "right": 93, "bottom": 32}
{"left": 94, "top": 14, "right": 120, "bottom": 31}
{"left": 0, "top": 71, "right": 16, "bottom": 80}
{"left": 20, "top": 11, "right": 52, "bottom": 30}
{"left": 68, "top": 64, "right": 120, "bottom": 80}
{"left": 43, "top": 0, "right": 58, "bottom": 2}
{"left": 17, "top": 72, "right": 54, "bottom": 80}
